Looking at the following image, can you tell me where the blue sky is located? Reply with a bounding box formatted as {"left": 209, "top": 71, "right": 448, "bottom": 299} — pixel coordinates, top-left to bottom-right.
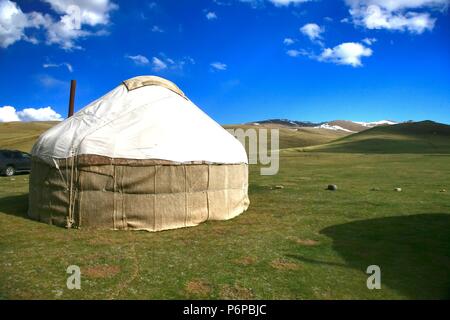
{"left": 0, "top": 0, "right": 449, "bottom": 124}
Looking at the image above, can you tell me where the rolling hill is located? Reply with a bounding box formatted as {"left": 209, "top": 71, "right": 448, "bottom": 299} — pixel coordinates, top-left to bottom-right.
{"left": 0, "top": 121, "right": 58, "bottom": 152}
{"left": 223, "top": 124, "right": 349, "bottom": 151}
{"left": 302, "top": 121, "right": 450, "bottom": 154}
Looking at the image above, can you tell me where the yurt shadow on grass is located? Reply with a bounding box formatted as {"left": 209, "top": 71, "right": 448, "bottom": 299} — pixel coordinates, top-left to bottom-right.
{"left": 320, "top": 213, "right": 450, "bottom": 299}
{"left": 0, "top": 193, "right": 28, "bottom": 219}
{"left": 28, "top": 76, "right": 250, "bottom": 231}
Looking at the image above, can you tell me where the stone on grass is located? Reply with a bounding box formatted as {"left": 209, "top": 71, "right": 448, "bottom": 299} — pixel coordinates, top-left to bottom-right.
{"left": 274, "top": 185, "right": 284, "bottom": 190}
{"left": 394, "top": 187, "right": 402, "bottom": 192}
{"left": 327, "top": 184, "right": 338, "bottom": 191}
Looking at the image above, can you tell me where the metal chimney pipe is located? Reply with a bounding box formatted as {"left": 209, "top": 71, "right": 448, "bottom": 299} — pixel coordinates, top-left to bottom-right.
{"left": 68, "top": 79, "right": 76, "bottom": 118}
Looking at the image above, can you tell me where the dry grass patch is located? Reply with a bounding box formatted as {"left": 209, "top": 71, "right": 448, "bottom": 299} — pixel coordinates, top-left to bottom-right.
{"left": 270, "top": 259, "right": 301, "bottom": 271}
{"left": 83, "top": 265, "right": 120, "bottom": 279}
{"left": 185, "top": 279, "right": 212, "bottom": 297}
{"left": 295, "top": 238, "right": 320, "bottom": 246}
{"left": 220, "top": 284, "right": 254, "bottom": 300}
{"left": 286, "top": 236, "right": 320, "bottom": 246}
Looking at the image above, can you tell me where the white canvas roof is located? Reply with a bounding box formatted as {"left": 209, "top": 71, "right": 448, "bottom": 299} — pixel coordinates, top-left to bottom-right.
{"left": 32, "top": 76, "right": 248, "bottom": 165}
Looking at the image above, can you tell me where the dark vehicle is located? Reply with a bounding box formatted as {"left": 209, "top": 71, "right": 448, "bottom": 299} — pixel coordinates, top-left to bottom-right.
{"left": 0, "top": 150, "right": 32, "bottom": 176}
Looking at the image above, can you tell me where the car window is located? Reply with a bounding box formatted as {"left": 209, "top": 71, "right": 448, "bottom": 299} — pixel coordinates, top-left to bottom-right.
{"left": 1, "top": 151, "right": 12, "bottom": 158}
{"left": 21, "top": 153, "right": 31, "bottom": 159}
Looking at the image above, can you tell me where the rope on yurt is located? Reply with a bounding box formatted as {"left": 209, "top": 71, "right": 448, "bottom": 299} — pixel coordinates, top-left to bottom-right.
{"left": 74, "top": 157, "right": 80, "bottom": 228}
{"left": 72, "top": 156, "right": 81, "bottom": 226}
{"left": 153, "top": 165, "right": 157, "bottom": 231}
{"left": 53, "top": 157, "right": 72, "bottom": 228}
{"left": 53, "top": 158, "right": 68, "bottom": 190}
{"left": 66, "top": 155, "right": 75, "bottom": 228}
{"left": 184, "top": 165, "right": 188, "bottom": 227}
{"left": 112, "top": 165, "right": 117, "bottom": 230}
{"left": 120, "top": 166, "right": 126, "bottom": 229}
{"left": 206, "top": 165, "right": 210, "bottom": 221}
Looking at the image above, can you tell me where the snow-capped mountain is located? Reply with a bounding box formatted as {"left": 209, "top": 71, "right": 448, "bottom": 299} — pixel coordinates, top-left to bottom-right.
{"left": 314, "top": 120, "right": 398, "bottom": 132}
{"left": 246, "top": 119, "right": 318, "bottom": 127}
{"left": 244, "top": 119, "right": 398, "bottom": 133}
{"left": 354, "top": 120, "right": 398, "bottom": 127}
{"left": 314, "top": 123, "right": 356, "bottom": 133}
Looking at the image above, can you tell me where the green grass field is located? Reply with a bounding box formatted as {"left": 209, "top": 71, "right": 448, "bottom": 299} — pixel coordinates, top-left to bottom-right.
{"left": 0, "top": 122, "right": 449, "bottom": 299}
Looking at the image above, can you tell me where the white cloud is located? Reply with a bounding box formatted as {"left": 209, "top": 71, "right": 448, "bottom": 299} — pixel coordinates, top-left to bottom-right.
{"left": 17, "top": 106, "right": 63, "bottom": 121}
{"left": 269, "top": 0, "right": 310, "bottom": 6}
{"left": 210, "top": 62, "right": 227, "bottom": 71}
{"left": 206, "top": 11, "right": 217, "bottom": 20}
{"left": 0, "top": 0, "right": 48, "bottom": 48}
{"left": 362, "top": 37, "right": 377, "bottom": 45}
{"left": 38, "top": 74, "right": 67, "bottom": 88}
{"left": 0, "top": 106, "right": 20, "bottom": 121}
{"left": 346, "top": 0, "right": 448, "bottom": 12}
{"left": 213, "top": 0, "right": 233, "bottom": 5}
{"left": 125, "top": 54, "right": 150, "bottom": 65}
{"left": 283, "top": 37, "right": 295, "bottom": 45}
{"left": 151, "top": 55, "right": 195, "bottom": 72}
{"left": 152, "top": 57, "right": 167, "bottom": 71}
{"left": 0, "top": 105, "right": 62, "bottom": 122}
{"left": 151, "top": 25, "right": 164, "bottom": 32}
{"left": 300, "top": 23, "right": 323, "bottom": 42}
{"left": 286, "top": 48, "right": 312, "bottom": 58}
{"left": 286, "top": 49, "right": 301, "bottom": 57}
{"left": 184, "top": 56, "right": 196, "bottom": 65}
{"left": 43, "top": 62, "right": 73, "bottom": 72}
{"left": 44, "top": 0, "right": 118, "bottom": 50}
{"left": 238, "top": 0, "right": 310, "bottom": 8}
{"left": 345, "top": 0, "right": 447, "bottom": 34}
{"left": 43, "top": 0, "right": 117, "bottom": 25}
{"left": 318, "top": 42, "right": 373, "bottom": 67}
{"left": 0, "top": 0, "right": 117, "bottom": 49}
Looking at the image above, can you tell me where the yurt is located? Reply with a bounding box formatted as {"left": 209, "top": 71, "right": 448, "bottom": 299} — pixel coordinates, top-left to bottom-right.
{"left": 28, "top": 76, "right": 249, "bottom": 231}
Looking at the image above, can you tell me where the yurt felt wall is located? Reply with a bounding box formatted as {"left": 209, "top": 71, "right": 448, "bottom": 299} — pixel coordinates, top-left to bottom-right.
{"left": 28, "top": 156, "right": 249, "bottom": 231}
{"left": 28, "top": 76, "right": 249, "bottom": 231}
